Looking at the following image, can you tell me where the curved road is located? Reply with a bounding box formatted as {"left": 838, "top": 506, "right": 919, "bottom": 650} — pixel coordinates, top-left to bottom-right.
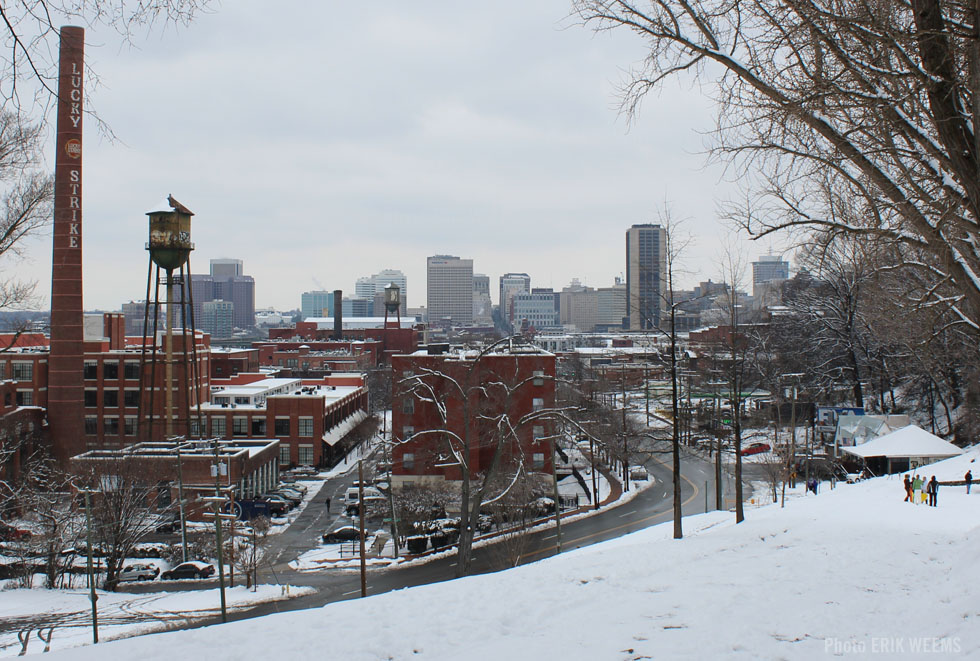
{"left": 151, "top": 441, "right": 749, "bottom": 631}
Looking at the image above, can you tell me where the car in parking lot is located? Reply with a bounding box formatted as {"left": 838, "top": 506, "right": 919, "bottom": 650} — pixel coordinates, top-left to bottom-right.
{"left": 118, "top": 563, "right": 159, "bottom": 582}
{"left": 161, "top": 561, "right": 215, "bottom": 580}
{"left": 322, "top": 526, "right": 361, "bottom": 544}
{"left": 739, "top": 442, "right": 771, "bottom": 456}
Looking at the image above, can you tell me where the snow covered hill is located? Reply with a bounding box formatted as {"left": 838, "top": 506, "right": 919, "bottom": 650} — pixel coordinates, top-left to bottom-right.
{"left": 45, "top": 448, "right": 980, "bottom": 660}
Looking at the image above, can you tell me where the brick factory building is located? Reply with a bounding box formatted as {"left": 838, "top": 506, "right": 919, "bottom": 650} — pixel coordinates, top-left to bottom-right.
{"left": 267, "top": 318, "right": 420, "bottom": 363}
{"left": 390, "top": 342, "right": 556, "bottom": 486}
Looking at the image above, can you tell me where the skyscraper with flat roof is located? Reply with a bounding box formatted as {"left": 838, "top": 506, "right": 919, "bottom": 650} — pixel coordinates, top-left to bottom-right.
{"left": 427, "top": 255, "right": 473, "bottom": 327}
{"left": 626, "top": 224, "right": 667, "bottom": 330}
{"left": 752, "top": 254, "right": 790, "bottom": 297}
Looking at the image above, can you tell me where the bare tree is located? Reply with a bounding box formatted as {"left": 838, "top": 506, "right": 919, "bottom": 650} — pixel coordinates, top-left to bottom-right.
{"left": 577, "top": 0, "right": 980, "bottom": 327}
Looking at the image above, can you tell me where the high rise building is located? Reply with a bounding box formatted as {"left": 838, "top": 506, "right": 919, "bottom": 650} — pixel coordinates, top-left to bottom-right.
{"left": 473, "top": 274, "right": 493, "bottom": 325}
{"left": 301, "top": 290, "right": 333, "bottom": 319}
{"left": 499, "top": 273, "right": 531, "bottom": 323}
{"left": 355, "top": 269, "right": 408, "bottom": 313}
{"left": 596, "top": 279, "right": 627, "bottom": 330}
{"left": 185, "top": 259, "right": 255, "bottom": 332}
{"left": 210, "top": 258, "right": 243, "bottom": 278}
{"left": 427, "top": 255, "right": 473, "bottom": 327}
{"left": 513, "top": 289, "right": 559, "bottom": 330}
{"left": 559, "top": 279, "right": 598, "bottom": 332}
{"left": 752, "top": 254, "right": 790, "bottom": 297}
{"left": 626, "top": 224, "right": 667, "bottom": 330}
{"left": 201, "top": 300, "right": 234, "bottom": 338}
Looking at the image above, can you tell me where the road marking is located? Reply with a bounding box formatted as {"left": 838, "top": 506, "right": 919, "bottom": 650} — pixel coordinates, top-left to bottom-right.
{"left": 618, "top": 509, "right": 638, "bottom": 518}
{"left": 341, "top": 589, "right": 361, "bottom": 596}
{"left": 542, "top": 533, "right": 558, "bottom": 540}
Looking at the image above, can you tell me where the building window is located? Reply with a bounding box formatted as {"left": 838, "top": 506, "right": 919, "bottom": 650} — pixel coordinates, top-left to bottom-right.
{"left": 84, "top": 417, "right": 98, "bottom": 435}
{"left": 532, "top": 453, "right": 545, "bottom": 470}
{"left": 124, "top": 389, "right": 139, "bottom": 408}
{"left": 84, "top": 390, "right": 98, "bottom": 408}
{"left": 190, "top": 418, "right": 203, "bottom": 438}
{"left": 233, "top": 417, "right": 248, "bottom": 436}
{"left": 402, "top": 398, "right": 414, "bottom": 414}
{"left": 103, "top": 417, "right": 120, "bottom": 435}
{"left": 234, "top": 397, "right": 250, "bottom": 405}
{"left": 533, "top": 370, "right": 545, "bottom": 386}
{"left": 402, "top": 452, "right": 415, "bottom": 470}
{"left": 297, "top": 417, "right": 314, "bottom": 437}
{"left": 124, "top": 417, "right": 137, "bottom": 436}
{"left": 103, "top": 390, "right": 119, "bottom": 408}
{"left": 11, "top": 362, "right": 32, "bottom": 381}
{"left": 124, "top": 362, "right": 140, "bottom": 380}
{"left": 298, "top": 444, "right": 314, "bottom": 465}
{"left": 16, "top": 390, "right": 32, "bottom": 406}
{"left": 103, "top": 362, "right": 119, "bottom": 379}
{"left": 280, "top": 444, "right": 291, "bottom": 465}
{"left": 84, "top": 362, "right": 97, "bottom": 380}
{"left": 402, "top": 426, "right": 414, "bottom": 441}
{"left": 532, "top": 397, "right": 544, "bottom": 412}
{"left": 286, "top": 358, "right": 298, "bottom": 368}
{"left": 252, "top": 418, "right": 266, "bottom": 436}
{"left": 211, "top": 416, "right": 227, "bottom": 437}
{"left": 533, "top": 425, "right": 544, "bottom": 440}
{"left": 274, "top": 418, "right": 290, "bottom": 436}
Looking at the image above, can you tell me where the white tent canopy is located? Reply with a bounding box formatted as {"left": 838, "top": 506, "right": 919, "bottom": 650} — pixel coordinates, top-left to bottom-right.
{"left": 841, "top": 425, "right": 963, "bottom": 459}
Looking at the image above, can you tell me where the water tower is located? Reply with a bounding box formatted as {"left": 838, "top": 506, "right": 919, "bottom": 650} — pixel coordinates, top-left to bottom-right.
{"left": 383, "top": 282, "right": 401, "bottom": 328}
{"left": 139, "top": 195, "right": 205, "bottom": 441}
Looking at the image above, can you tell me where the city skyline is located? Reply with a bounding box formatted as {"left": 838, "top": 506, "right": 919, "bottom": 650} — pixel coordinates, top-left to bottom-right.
{"left": 9, "top": 1, "right": 791, "bottom": 313}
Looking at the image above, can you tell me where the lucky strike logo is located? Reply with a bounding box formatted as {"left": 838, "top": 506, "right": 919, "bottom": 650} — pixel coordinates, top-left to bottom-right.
{"left": 65, "top": 139, "right": 81, "bottom": 159}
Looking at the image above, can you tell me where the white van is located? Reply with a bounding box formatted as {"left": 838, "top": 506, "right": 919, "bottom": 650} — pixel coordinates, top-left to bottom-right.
{"left": 344, "top": 486, "right": 383, "bottom": 504}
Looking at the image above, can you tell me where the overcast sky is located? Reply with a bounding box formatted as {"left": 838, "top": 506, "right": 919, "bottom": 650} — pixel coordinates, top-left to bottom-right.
{"left": 12, "top": 1, "right": 788, "bottom": 311}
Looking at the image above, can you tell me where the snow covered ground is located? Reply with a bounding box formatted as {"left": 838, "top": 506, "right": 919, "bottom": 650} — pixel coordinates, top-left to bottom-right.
{"left": 31, "top": 447, "right": 980, "bottom": 660}
{"left": 0, "top": 583, "right": 315, "bottom": 657}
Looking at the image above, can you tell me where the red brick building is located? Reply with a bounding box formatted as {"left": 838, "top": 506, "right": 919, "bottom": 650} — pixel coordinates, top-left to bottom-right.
{"left": 267, "top": 319, "right": 421, "bottom": 363}
{"left": 390, "top": 344, "right": 556, "bottom": 486}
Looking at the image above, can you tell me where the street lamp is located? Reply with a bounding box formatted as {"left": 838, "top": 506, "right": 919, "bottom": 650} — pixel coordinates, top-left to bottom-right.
{"left": 77, "top": 487, "right": 99, "bottom": 644}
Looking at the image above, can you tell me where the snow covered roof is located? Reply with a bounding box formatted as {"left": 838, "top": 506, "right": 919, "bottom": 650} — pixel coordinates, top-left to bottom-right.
{"left": 841, "top": 425, "right": 964, "bottom": 459}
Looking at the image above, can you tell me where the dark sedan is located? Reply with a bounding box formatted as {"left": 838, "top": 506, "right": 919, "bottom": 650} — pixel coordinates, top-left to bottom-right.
{"left": 322, "top": 526, "right": 361, "bottom": 544}
{"left": 161, "top": 561, "right": 215, "bottom": 580}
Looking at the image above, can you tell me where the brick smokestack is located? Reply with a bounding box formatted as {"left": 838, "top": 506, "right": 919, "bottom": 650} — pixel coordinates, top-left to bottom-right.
{"left": 48, "top": 26, "right": 85, "bottom": 464}
{"left": 333, "top": 290, "right": 342, "bottom": 340}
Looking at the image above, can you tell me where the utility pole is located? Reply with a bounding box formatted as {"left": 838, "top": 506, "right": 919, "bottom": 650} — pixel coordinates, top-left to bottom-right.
{"left": 621, "top": 362, "right": 629, "bottom": 492}
{"left": 358, "top": 460, "right": 367, "bottom": 597}
{"left": 81, "top": 489, "right": 99, "bottom": 644}
{"left": 589, "top": 435, "right": 599, "bottom": 510}
{"left": 551, "top": 436, "right": 562, "bottom": 555}
{"left": 175, "top": 440, "right": 188, "bottom": 563}
{"left": 206, "top": 439, "right": 228, "bottom": 623}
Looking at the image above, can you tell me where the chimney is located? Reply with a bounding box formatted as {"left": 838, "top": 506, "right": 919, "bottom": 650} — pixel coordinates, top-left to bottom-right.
{"left": 103, "top": 313, "right": 125, "bottom": 349}
{"left": 333, "top": 289, "right": 342, "bottom": 340}
{"left": 47, "top": 26, "right": 85, "bottom": 465}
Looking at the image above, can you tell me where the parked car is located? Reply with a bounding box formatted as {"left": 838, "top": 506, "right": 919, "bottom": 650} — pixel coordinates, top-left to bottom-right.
{"left": 118, "top": 563, "right": 159, "bottom": 582}
{"left": 344, "top": 486, "right": 384, "bottom": 504}
{"left": 739, "top": 443, "right": 771, "bottom": 457}
{"left": 629, "top": 465, "right": 649, "bottom": 481}
{"left": 322, "top": 526, "right": 361, "bottom": 544}
{"left": 274, "top": 488, "right": 305, "bottom": 503}
{"left": 256, "top": 496, "right": 288, "bottom": 516}
{"left": 262, "top": 494, "right": 295, "bottom": 511}
{"left": 279, "top": 481, "right": 308, "bottom": 494}
{"left": 161, "top": 561, "right": 215, "bottom": 580}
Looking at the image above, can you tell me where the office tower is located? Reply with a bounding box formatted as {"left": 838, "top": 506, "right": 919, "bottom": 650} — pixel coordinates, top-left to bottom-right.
{"left": 210, "top": 258, "right": 243, "bottom": 278}
{"left": 472, "top": 274, "right": 493, "bottom": 325}
{"left": 498, "top": 273, "right": 531, "bottom": 324}
{"left": 355, "top": 269, "right": 408, "bottom": 313}
{"left": 201, "top": 300, "right": 234, "bottom": 338}
{"left": 427, "top": 255, "right": 473, "bottom": 327}
{"left": 301, "top": 290, "right": 334, "bottom": 319}
{"left": 513, "top": 288, "right": 559, "bottom": 330}
{"left": 626, "top": 224, "right": 667, "bottom": 330}
{"left": 597, "top": 278, "right": 627, "bottom": 330}
{"left": 559, "top": 279, "right": 598, "bottom": 332}
{"left": 752, "top": 254, "right": 790, "bottom": 297}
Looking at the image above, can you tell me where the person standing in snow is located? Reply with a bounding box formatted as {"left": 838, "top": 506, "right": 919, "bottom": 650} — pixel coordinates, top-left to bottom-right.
{"left": 904, "top": 474, "right": 912, "bottom": 502}
{"left": 966, "top": 470, "right": 973, "bottom": 495}
{"left": 928, "top": 476, "right": 939, "bottom": 507}
{"left": 912, "top": 474, "right": 923, "bottom": 504}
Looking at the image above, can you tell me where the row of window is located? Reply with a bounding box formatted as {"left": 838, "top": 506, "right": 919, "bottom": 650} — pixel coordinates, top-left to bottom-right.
{"left": 195, "top": 416, "right": 315, "bottom": 438}
{"left": 398, "top": 451, "right": 545, "bottom": 471}
{"left": 0, "top": 362, "right": 36, "bottom": 381}
{"left": 84, "top": 389, "right": 140, "bottom": 408}
{"left": 83, "top": 361, "right": 141, "bottom": 381}
{"left": 84, "top": 416, "right": 137, "bottom": 436}
{"left": 280, "top": 444, "right": 315, "bottom": 466}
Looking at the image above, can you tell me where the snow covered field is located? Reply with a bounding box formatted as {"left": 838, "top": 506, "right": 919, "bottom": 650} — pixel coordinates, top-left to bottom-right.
{"left": 0, "top": 583, "right": 315, "bottom": 657}
{"left": 32, "top": 447, "right": 980, "bottom": 659}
